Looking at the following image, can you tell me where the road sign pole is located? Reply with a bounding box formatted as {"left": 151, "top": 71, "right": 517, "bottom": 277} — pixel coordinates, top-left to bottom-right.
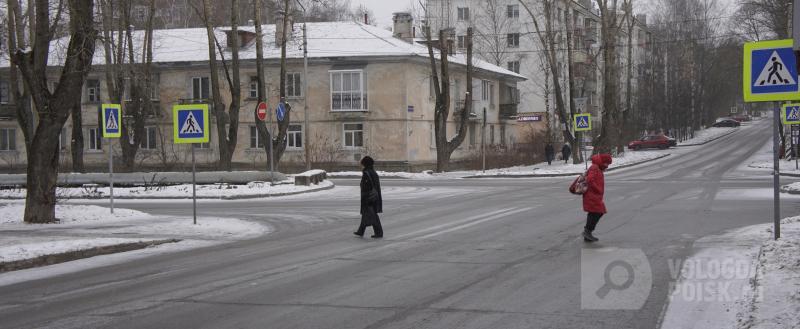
{"left": 109, "top": 143, "right": 114, "bottom": 214}
{"left": 192, "top": 144, "right": 197, "bottom": 225}
{"left": 583, "top": 132, "right": 588, "bottom": 170}
{"left": 773, "top": 107, "right": 781, "bottom": 240}
{"left": 269, "top": 111, "right": 274, "bottom": 186}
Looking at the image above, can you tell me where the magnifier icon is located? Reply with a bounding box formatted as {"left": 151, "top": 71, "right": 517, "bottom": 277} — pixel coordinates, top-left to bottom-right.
{"left": 596, "top": 260, "right": 635, "bottom": 298}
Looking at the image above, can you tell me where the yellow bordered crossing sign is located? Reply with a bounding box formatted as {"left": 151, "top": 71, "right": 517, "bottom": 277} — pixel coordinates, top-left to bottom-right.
{"left": 101, "top": 104, "right": 122, "bottom": 138}
{"left": 172, "top": 104, "right": 209, "bottom": 144}
{"left": 573, "top": 113, "right": 592, "bottom": 132}
{"left": 743, "top": 39, "right": 800, "bottom": 102}
{"left": 783, "top": 103, "right": 800, "bottom": 125}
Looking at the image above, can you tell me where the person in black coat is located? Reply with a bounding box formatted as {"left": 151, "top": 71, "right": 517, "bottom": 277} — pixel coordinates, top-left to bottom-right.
{"left": 354, "top": 156, "right": 383, "bottom": 238}
{"left": 562, "top": 143, "right": 572, "bottom": 164}
{"left": 545, "top": 143, "right": 555, "bottom": 165}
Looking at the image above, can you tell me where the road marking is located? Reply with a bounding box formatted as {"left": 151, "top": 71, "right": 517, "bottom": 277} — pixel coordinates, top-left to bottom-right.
{"left": 413, "top": 207, "right": 534, "bottom": 240}
{"left": 391, "top": 208, "right": 518, "bottom": 240}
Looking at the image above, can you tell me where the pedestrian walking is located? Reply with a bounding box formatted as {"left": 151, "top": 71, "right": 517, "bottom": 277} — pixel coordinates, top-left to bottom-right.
{"left": 354, "top": 156, "right": 383, "bottom": 238}
{"left": 562, "top": 143, "right": 572, "bottom": 164}
{"left": 582, "top": 154, "right": 612, "bottom": 242}
{"left": 545, "top": 143, "right": 555, "bottom": 165}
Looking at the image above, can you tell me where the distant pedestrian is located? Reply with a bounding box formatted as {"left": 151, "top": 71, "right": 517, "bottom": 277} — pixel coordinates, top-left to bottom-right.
{"left": 582, "top": 154, "right": 612, "bottom": 242}
{"left": 562, "top": 143, "right": 572, "bottom": 164}
{"left": 545, "top": 143, "right": 555, "bottom": 165}
{"left": 354, "top": 156, "right": 383, "bottom": 238}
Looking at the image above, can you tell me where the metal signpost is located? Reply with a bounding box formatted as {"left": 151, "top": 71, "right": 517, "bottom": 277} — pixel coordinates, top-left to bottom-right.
{"left": 173, "top": 104, "right": 210, "bottom": 225}
{"left": 743, "top": 39, "right": 800, "bottom": 240}
{"left": 783, "top": 103, "right": 800, "bottom": 170}
{"left": 573, "top": 113, "right": 592, "bottom": 170}
{"left": 256, "top": 101, "right": 274, "bottom": 185}
{"left": 101, "top": 104, "right": 121, "bottom": 214}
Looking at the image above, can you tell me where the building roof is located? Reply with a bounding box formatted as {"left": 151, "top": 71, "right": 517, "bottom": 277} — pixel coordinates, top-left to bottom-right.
{"left": 0, "top": 21, "right": 525, "bottom": 81}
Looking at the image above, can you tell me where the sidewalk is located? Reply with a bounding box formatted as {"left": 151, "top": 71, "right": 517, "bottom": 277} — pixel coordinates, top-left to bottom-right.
{"left": 659, "top": 217, "right": 800, "bottom": 329}
{"left": 0, "top": 203, "right": 269, "bottom": 283}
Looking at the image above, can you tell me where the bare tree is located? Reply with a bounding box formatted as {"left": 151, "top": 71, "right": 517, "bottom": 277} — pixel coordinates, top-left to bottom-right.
{"left": 594, "top": 0, "right": 632, "bottom": 153}
{"left": 9, "top": 0, "right": 97, "bottom": 223}
{"left": 473, "top": 0, "right": 514, "bottom": 66}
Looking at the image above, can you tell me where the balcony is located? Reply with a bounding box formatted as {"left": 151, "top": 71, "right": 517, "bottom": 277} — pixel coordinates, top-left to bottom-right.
{"left": 0, "top": 104, "right": 15, "bottom": 120}
{"left": 499, "top": 104, "right": 517, "bottom": 120}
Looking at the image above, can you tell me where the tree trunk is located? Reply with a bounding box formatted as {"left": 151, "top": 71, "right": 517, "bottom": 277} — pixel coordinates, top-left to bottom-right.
{"left": 222, "top": 0, "right": 242, "bottom": 171}
{"left": 202, "top": 0, "right": 229, "bottom": 170}
{"left": 70, "top": 100, "right": 84, "bottom": 172}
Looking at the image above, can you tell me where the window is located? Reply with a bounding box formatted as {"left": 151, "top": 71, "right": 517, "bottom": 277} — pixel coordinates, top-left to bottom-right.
{"left": 248, "top": 76, "right": 258, "bottom": 99}
{"left": 481, "top": 80, "right": 490, "bottom": 101}
{"left": 140, "top": 126, "right": 157, "bottom": 150}
{"left": 457, "top": 35, "right": 466, "bottom": 49}
{"left": 193, "top": 141, "right": 210, "bottom": 149}
{"left": 149, "top": 74, "right": 160, "bottom": 100}
{"left": 287, "top": 73, "right": 302, "bottom": 98}
{"left": 343, "top": 123, "right": 363, "bottom": 148}
{"left": 88, "top": 128, "right": 102, "bottom": 150}
{"left": 286, "top": 124, "right": 302, "bottom": 149}
{"left": 86, "top": 79, "right": 101, "bottom": 103}
{"left": 330, "top": 71, "right": 367, "bottom": 111}
{"left": 507, "top": 33, "right": 520, "bottom": 48}
{"left": 0, "top": 81, "right": 9, "bottom": 104}
{"left": 507, "top": 4, "right": 519, "bottom": 19}
{"left": 457, "top": 7, "right": 469, "bottom": 21}
{"left": 500, "top": 125, "right": 506, "bottom": 145}
{"left": 490, "top": 83, "right": 495, "bottom": 106}
{"left": 0, "top": 128, "right": 16, "bottom": 151}
{"left": 191, "top": 76, "right": 210, "bottom": 100}
{"left": 490, "top": 125, "right": 495, "bottom": 145}
{"left": 59, "top": 128, "right": 68, "bottom": 151}
{"left": 507, "top": 61, "right": 520, "bottom": 73}
{"left": 469, "top": 123, "right": 476, "bottom": 146}
{"left": 250, "top": 125, "right": 264, "bottom": 148}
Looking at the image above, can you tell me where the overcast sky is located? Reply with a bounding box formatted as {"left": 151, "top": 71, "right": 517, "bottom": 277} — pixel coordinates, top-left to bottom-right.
{"left": 350, "top": 0, "right": 419, "bottom": 29}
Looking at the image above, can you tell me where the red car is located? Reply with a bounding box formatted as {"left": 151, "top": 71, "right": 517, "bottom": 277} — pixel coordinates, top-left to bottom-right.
{"left": 627, "top": 135, "right": 671, "bottom": 150}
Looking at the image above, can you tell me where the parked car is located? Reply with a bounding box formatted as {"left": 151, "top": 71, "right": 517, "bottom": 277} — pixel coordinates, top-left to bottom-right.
{"left": 666, "top": 136, "right": 677, "bottom": 147}
{"left": 628, "top": 135, "right": 671, "bottom": 150}
{"left": 732, "top": 115, "right": 751, "bottom": 122}
{"left": 712, "top": 119, "right": 740, "bottom": 127}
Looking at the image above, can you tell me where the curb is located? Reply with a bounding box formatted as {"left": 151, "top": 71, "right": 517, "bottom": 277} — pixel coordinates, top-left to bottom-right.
{"left": 0, "top": 182, "right": 335, "bottom": 200}
{"left": 330, "top": 175, "right": 411, "bottom": 180}
{"left": 677, "top": 128, "right": 739, "bottom": 147}
{"left": 0, "top": 239, "right": 181, "bottom": 272}
{"left": 462, "top": 154, "right": 672, "bottom": 178}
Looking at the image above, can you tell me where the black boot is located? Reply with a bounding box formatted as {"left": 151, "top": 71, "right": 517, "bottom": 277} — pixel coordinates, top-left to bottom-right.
{"left": 583, "top": 229, "right": 599, "bottom": 242}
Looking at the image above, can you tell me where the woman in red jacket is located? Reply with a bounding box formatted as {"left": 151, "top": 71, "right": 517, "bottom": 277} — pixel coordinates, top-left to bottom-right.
{"left": 583, "top": 154, "right": 612, "bottom": 242}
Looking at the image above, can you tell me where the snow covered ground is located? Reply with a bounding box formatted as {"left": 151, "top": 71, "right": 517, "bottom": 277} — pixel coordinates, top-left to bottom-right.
{"left": 0, "top": 203, "right": 269, "bottom": 283}
{"left": 0, "top": 180, "right": 334, "bottom": 199}
{"left": 745, "top": 139, "right": 800, "bottom": 176}
{"left": 678, "top": 127, "right": 739, "bottom": 146}
{"left": 329, "top": 151, "right": 670, "bottom": 179}
{"left": 659, "top": 217, "right": 800, "bottom": 329}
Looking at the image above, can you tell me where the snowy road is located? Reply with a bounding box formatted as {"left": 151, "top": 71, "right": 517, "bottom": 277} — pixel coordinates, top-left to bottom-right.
{"left": 0, "top": 119, "right": 796, "bottom": 329}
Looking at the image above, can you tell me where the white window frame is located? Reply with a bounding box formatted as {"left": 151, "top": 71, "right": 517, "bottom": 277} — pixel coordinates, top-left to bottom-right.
{"left": 191, "top": 76, "right": 210, "bottom": 100}
{"left": 330, "top": 70, "right": 367, "bottom": 111}
{"left": 507, "top": 4, "right": 519, "bottom": 19}
{"left": 507, "top": 33, "right": 520, "bottom": 48}
{"left": 249, "top": 125, "right": 265, "bottom": 149}
{"left": 286, "top": 72, "right": 303, "bottom": 98}
{"left": 457, "top": 35, "right": 466, "bottom": 49}
{"left": 343, "top": 123, "right": 364, "bottom": 149}
{"left": 481, "top": 80, "right": 490, "bottom": 101}
{"left": 87, "top": 127, "right": 102, "bottom": 151}
{"left": 86, "top": 79, "right": 101, "bottom": 103}
{"left": 0, "top": 128, "right": 16, "bottom": 151}
{"left": 457, "top": 7, "right": 469, "bottom": 21}
{"left": 248, "top": 76, "right": 258, "bottom": 99}
{"left": 141, "top": 126, "right": 158, "bottom": 150}
{"left": 149, "top": 74, "right": 160, "bottom": 100}
{"left": 286, "top": 124, "right": 303, "bottom": 149}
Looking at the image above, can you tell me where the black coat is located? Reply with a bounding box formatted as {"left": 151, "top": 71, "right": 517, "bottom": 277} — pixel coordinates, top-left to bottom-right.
{"left": 545, "top": 144, "right": 555, "bottom": 157}
{"left": 360, "top": 167, "right": 382, "bottom": 214}
{"left": 561, "top": 144, "right": 571, "bottom": 158}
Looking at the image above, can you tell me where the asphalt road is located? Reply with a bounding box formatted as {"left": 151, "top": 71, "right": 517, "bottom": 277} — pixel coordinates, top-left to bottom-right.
{"left": 1, "top": 119, "right": 796, "bottom": 329}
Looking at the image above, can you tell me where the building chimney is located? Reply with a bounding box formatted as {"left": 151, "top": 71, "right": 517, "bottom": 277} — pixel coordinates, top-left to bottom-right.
{"left": 392, "top": 12, "right": 414, "bottom": 43}
{"left": 275, "top": 10, "right": 294, "bottom": 46}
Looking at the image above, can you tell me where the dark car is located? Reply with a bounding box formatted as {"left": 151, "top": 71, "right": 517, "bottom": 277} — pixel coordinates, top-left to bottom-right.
{"left": 666, "top": 136, "right": 677, "bottom": 147}
{"left": 628, "top": 135, "right": 671, "bottom": 150}
{"left": 712, "top": 119, "right": 740, "bottom": 127}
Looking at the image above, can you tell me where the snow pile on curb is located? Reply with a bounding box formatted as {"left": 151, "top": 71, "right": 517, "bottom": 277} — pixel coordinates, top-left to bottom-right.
{"left": 780, "top": 182, "right": 800, "bottom": 194}
{"left": 0, "top": 180, "right": 334, "bottom": 199}
{"left": 659, "top": 216, "right": 800, "bottom": 329}
{"left": 0, "top": 203, "right": 270, "bottom": 268}
{"left": 328, "top": 171, "right": 438, "bottom": 179}
{"left": 678, "top": 127, "right": 738, "bottom": 146}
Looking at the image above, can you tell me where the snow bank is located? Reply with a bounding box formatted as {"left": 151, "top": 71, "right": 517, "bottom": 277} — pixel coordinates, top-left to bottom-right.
{"left": 678, "top": 127, "right": 738, "bottom": 146}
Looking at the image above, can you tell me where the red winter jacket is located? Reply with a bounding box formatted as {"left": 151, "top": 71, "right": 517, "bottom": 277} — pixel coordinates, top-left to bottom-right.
{"left": 583, "top": 154, "right": 612, "bottom": 214}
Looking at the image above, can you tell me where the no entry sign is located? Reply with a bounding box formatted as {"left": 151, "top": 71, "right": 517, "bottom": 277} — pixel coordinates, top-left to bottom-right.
{"left": 257, "top": 102, "right": 268, "bottom": 121}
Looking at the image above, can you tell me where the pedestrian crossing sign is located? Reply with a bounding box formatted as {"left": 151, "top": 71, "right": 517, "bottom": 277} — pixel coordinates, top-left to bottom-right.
{"left": 783, "top": 103, "right": 800, "bottom": 125}
{"left": 573, "top": 113, "right": 592, "bottom": 132}
{"left": 101, "top": 104, "right": 121, "bottom": 138}
{"left": 172, "top": 104, "right": 209, "bottom": 144}
{"left": 743, "top": 39, "right": 800, "bottom": 102}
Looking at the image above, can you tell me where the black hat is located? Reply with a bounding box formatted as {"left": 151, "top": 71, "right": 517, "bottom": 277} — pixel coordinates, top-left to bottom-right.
{"left": 360, "top": 156, "right": 375, "bottom": 167}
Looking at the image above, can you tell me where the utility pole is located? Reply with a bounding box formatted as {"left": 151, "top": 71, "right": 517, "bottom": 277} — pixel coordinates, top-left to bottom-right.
{"left": 302, "top": 11, "right": 310, "bottom": 171}
{"left": 482, "top": 107, "right": 486, "bottom": 173}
